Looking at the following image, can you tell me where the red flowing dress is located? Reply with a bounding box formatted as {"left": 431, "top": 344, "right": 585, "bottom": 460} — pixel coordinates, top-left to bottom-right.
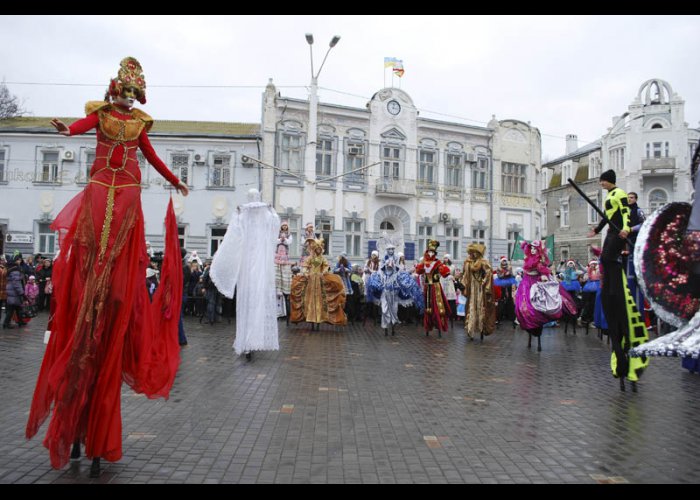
{"left": 26, "top": 102, "right": 183, "bottom": 469}
{"left": 415, "top": 257, "right": 452, "bottom": 332}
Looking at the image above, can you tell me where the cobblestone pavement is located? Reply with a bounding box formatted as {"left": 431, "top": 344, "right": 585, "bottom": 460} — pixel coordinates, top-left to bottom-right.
{"left": 1, "top": 311, "right": 698, "bottom": 484}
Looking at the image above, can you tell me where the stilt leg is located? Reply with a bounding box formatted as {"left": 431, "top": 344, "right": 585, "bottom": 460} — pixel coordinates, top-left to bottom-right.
{"left": 89, "top": 458, "right": 101, "bottom": 478}
{"left": 70, "top": 440, "right": 81, "bottom": 460}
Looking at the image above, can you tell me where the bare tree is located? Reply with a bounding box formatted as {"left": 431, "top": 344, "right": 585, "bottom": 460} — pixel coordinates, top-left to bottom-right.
{"left": 0, "top": 81, "right": 28, "bottom": 119}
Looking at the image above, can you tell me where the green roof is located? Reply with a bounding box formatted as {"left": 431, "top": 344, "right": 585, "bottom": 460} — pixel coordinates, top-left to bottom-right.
{"left": 0, "top": 116, "right": 260, "bottom": 137}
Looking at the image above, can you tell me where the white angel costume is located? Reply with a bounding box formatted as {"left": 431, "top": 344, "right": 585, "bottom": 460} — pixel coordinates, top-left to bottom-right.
{"left": 210, "top": 189, "right": 280, "bottom": 356}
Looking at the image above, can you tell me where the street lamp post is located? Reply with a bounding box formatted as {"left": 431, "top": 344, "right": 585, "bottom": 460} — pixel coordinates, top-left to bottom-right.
{"left": 302, "top": 33, "right": 340, "bottom": 236}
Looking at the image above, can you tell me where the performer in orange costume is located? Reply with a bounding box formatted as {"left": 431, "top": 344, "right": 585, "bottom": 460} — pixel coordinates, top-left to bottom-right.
{"left": 25, "top": 57, "right": 189, "bottom": 478}
{"left": 415, "top": 239, "right": 452, "bottom": 337}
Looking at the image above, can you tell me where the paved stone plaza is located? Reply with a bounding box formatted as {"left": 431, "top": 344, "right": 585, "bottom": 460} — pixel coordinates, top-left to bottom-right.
{"left": 1, "top": 311, "right": 698, "bottom": 484}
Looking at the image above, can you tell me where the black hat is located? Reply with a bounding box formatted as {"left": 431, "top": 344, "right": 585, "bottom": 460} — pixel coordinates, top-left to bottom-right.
{"left": 599, "top": 169, "right": 616, "bottom": 184}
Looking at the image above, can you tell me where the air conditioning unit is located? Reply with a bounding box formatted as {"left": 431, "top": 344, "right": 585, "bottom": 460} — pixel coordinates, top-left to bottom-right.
{"left": 348, "top": 146, "right": 362, "bottom": 155}
{"left": 466, "top": 153, "right": 476, "bottom": 162}
{"left": 555, "top": 209, "right": 561, "bottom": 217}
{"left": 62, "top": 150, "right": 74, "bottom": 161}
{"left": 241, "top": 155, "right": 255, "bottom": 168}
{"left": 193, "top": 153, "right": 205, "bottom": 164}
{"left": 439, "top": 212, "right": 450, "bottom": 223}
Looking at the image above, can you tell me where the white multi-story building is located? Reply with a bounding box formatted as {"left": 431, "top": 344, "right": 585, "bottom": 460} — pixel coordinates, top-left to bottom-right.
{"left": 543, "top": 78, "right": 699, "bottom": 263}
{"left": 260, "top": 80, "right": 544, "bottom": 265}
{"left": 0, "top": 116, "right": 260, "bottom": 259}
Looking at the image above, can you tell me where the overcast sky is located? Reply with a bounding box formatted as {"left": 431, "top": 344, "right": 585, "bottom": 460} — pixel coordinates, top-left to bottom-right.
{"left": 2, "top": 15, "right": 699, "bottom": 161}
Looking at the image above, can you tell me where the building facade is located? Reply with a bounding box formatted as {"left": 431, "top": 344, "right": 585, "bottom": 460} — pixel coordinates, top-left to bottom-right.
{"left": 0, "top": 116, "right": 260, "bottom": 259}
{"left": 261, "top": 81, "right": 544, "bottom": 265}
{"left": 543, "top": 78, "right": 699, "bottom": 264}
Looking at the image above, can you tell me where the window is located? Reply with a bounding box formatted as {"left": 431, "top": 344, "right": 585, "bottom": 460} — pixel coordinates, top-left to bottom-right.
{"left": 507, "top": 230, "right": 520, "bottom": 261}
{"left": 689, "top": 142, "right": 698, "bottom": 162}
{"left": 587, "top": 192, "right": 601, "bottom": 224}
{"left": 381, "top": 145, "right": 402, "bottom": 180}
{"left": 561, "top": 163, "right": 572, "bottom": 186}
{"left": 280, "top": 132, "right": 303, "bottom": 173}
{"left": 472, "top": 228, "right": 486, "bottom": 247}
{"left": 39, "top": 151, "right": 59, "bottom": 183}
{"left": 177, "top": 225, "right": 187, "bottom": 250}
{"left": 653, "top": 142, "right": 662, "bottom": 159}
{"left": 37, "top": 222, "right": 56, "bottom": 254}
{"left": 210, "top": 227, "right": 227, "bottom": 256}
{"left": 286, "top": 217, "right": 300, "bottom": 258}
{"left": 380, "top": 221, "right": 395, "bottom": 231}
{"left": 0, "top": 150, "right": 6, "bottom": 182}
{"left": 315, "top": 217, "right": 333, "bottom": 255}
{"left": 648, "top": 189, "right": 668, "bottom": 212}
{"left": 78, "top": 150, "right": 95, "bottom": 183}
{"left": 609, "top": 147, "right": 625, "bottom": 170}
{"left": 561, "top": 247, "right": 570, "bottom": 261}
{"left": 665, "top": 142, "right": 670, "bottom": 158}
{"left": 560, "top": 200, "right": 570, "bottom": 227}
{"left": 210, "top": 154, "right": 234, "bottom": 188}
{"left": 418, "top": 149, "right": 436, "bottom": 185}
{"left": 472, "top": 156, "right": 488, "bottom": 189}
{"left": 137, "top": 152, "right": 148, "bottom": 186}
{"left": 445, "top": 153, "right": 463, "bottom": 188}
{"left": 417, "top": 224, "right": 434, "bottom": 255}
{"left": 446, "top": 225, "right": 460, "bottom": 260}
{"left": 502, "top": 162, "right": 527, "bottom": 194}
{"left": 316, "top": 137, "right": 334, "bottom": 177}
{"left": 590, "top": 156, "right": 601, "bottom": 179}
{"left": 345, "top": 140, "right": 366, "bottom": 181}
{"left": 171, "top": 154, "right": 190, "bottom": 186}
{"left": 345, "top": 219, "right": 363, "bottom": 257}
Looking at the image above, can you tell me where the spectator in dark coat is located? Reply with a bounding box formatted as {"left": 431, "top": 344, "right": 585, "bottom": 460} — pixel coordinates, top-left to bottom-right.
{"left": 0, "top": 256, "right": 7, "bottom": 325}
{"left": 3, "top": 255, "right": 26, "bottom": 329}
{"left": 36, "top": 258, "right": 53, "bottom": 311}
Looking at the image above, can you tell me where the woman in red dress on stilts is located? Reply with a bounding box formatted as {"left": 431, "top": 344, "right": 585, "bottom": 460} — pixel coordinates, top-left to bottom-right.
{"left": 25, "top": 57, "right": 189, "bottom": 477}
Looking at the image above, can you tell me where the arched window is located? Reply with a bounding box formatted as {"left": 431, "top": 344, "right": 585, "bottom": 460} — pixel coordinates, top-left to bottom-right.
{"left": 651, "top": 123, "right": 663, "bottom": 129}
{"left": 380, "top": 221, "right": 395, "bottom": 231}
{"left": 648, "top": 189, "right": 668, "bottom": 213}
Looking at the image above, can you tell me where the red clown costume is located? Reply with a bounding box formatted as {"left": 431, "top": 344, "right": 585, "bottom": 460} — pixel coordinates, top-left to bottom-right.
{"left": 414, "top": 239, "right": 452, "bottom": 336}
{"left": 26, "top": 57, "right": 186, "bottom": 475}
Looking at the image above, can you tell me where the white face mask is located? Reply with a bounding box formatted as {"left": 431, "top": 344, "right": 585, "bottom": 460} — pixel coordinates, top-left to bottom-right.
{"left": 530, "top": 247, "right": 538, "bottom": 255}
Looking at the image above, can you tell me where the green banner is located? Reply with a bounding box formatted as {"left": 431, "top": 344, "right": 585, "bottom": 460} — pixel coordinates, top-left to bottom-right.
{"left": 510, "top": 234, "right": 554, "bottom": 261}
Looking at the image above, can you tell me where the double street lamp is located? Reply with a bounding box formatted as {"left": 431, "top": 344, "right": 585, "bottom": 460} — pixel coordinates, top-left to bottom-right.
{"left": 302, "top": 33, "right": 340, "bottom": 234}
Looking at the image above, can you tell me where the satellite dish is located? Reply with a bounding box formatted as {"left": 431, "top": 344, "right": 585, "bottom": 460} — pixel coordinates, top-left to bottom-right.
{"left": 212, "top": 196, "right": 228, "bottom": 218}
{"left": 39, "top": 192, "right": 54, "bottom": 214}
{"left": 172, "top": 195, "right": 185, "bottom": 216}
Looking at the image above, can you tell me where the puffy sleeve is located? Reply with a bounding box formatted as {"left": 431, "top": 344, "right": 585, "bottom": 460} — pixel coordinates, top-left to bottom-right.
{"left": 138, "top": 130, "right": 181, "bottom": 188}
{"left": 210, "top": 211, "right": 243, "bottom": 298}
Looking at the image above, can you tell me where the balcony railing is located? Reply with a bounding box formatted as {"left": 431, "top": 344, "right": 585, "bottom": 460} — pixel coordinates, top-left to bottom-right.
{"left": 641, "top": 157, "right": 676, "bottom": 170}
{"left": 375, "top": 177, "right": 415, "bottom": 197}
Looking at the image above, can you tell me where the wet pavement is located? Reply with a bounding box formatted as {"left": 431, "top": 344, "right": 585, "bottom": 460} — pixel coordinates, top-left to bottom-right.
{"left": 1, "top": 311, "right": 698, "bottom": 483}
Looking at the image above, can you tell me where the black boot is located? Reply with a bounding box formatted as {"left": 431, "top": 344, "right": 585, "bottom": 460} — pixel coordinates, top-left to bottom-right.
{"left": 384, "top": 328, "right": 388, "bottom": 337}
{"left": 89, "top": 457, "right": 101, "bottom": 478}
{"left": 630, "top": 381, "right": 637, "bottom": 393}
{"left": 70, "top": 440, "right": 81, "bottom": 460}
{"left": 619, "top": 378, "right": 626, "bottom": 392}
{"left": 245, "top": 352, "right": 252, "bottom": 362}
{"left": 391, "top": 325, "right": 395, "bottom": 336}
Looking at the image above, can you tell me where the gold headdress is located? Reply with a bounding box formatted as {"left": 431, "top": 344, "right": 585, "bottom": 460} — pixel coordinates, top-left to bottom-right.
{"left": 426, "top": 239, "right": 440, "bottom": 252}
{"left": 108, "top": 57, "right": 147, "bottom": 104}
{"left": 467, "top": 242, "right": 486, "bottom": 257}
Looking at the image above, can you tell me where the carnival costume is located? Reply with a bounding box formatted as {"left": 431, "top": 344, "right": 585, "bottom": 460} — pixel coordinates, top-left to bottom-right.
{"left": 290, "top": 238, "right": 347, "bottom": 329}
{"left": 365, "top": 238, "right": 424, "bottom": 335}
{"left": 210, "top": 189, "right": 280, "bottom": 359}
{"left": 274, "top": 222, "right": 293, "bottom": 318}
{"left": 414, "top": 240, "right": 452, "bottom": 336}
{"left": 514, "top": 240, "right": 577, "bottom": 350}
{"left": 494, "top": 256, "right": 517, "bottom": 322}
{"left": 560, "top": 260, "right": 582, "bottom": 294}
{"left": 580, "top": 260, "right": 600, "bottom": 324}
{"left": 26, "top": 58, "right": 184, "bottom": 472}
{"left": 630, "top": 145, "right": 700, "bottom": 359}
{"left": 461, "top": 243, "right": 496, "bottom": 340}
{"left": 592, "top": 170, "right": 649, "bottom": 389}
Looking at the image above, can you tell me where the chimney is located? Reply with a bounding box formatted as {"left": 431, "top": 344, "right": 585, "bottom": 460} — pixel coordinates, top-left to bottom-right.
{"left": 565, "top": 134, "right": 578, "bottom": 155}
